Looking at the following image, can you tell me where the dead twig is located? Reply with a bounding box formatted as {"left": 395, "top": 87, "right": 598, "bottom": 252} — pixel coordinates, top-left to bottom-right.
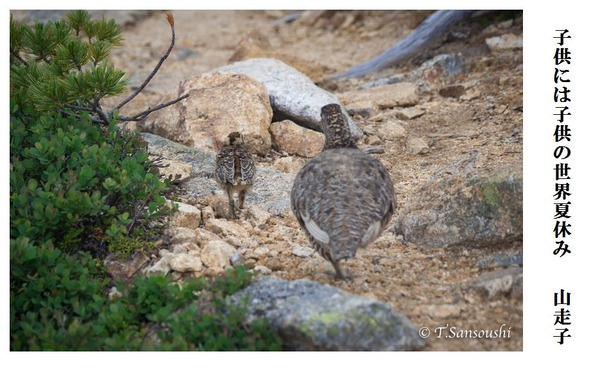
{"left": 117, "top": 93, "right": 189, "bottom": 122}
{"left": 110, "top": 12, "right": 179, "bottom": 117}
{"left": 106, "top": 12, "right": 189, "bottom": 123}
{"left": 111, "top": 12, "right": 190, "bottom": 122}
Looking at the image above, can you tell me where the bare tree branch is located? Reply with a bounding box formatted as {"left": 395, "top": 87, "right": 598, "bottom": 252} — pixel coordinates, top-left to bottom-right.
{"left": 61, "top": 109, "right": 81, "bottom": 119}
{"left": 52, "top": 12, "right": 186, "bottom": 127}
{"left": 93, "top": 98, "right": 110, "bottom": 125}
{"left": 111, "top": 12, "right": 176, "bottom": 113}
{"left": 117, "top": 93, "right": 189, "bottom": 122}
{"left": 61, "top": 108, "right": 104, "bottom": 126}
{"left": 65, "top": 103, "right": 94, "bottom": 112}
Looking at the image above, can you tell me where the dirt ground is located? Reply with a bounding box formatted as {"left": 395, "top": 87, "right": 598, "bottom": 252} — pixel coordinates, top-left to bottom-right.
{"left": 108, "top": 10, "right": 523, "bottom": 351}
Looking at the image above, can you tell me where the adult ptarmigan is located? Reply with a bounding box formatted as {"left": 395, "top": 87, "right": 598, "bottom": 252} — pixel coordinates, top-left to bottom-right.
{"left": 291, "top": 104, "right": 396, "bottom": 279}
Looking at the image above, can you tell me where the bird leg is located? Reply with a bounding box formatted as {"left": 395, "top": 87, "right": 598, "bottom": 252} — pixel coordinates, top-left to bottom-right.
{"left": 332, "top": 261, "right": 346, "bottom": 280}
{"left": 331, "top": 260, "right": 359, "bottom": 280}
{"left": 227, "top": 188, "right": 238, "bottom": 219}
{"left": 239, "top": 189, "right": 247, "bottom": 210}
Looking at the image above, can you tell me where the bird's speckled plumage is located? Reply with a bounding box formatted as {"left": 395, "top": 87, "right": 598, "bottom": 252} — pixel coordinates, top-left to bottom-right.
{"left": 321, "top": 103, "right": 357, "bottom": 150}
{"left": 215, "top": 132, "right": 256, "bottom": 218}
{"left": 291, "top": 104, "right": 396, "bottom": 279}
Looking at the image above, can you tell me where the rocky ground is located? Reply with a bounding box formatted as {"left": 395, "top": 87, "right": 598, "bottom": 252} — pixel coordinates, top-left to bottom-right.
{"left": 19, "top": 10, "right": 523, "bottom": 350}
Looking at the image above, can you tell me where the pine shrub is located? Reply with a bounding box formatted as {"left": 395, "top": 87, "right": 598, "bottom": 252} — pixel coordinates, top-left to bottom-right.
{"left": 10, "top": 11, "right": 281, "bottom": 351}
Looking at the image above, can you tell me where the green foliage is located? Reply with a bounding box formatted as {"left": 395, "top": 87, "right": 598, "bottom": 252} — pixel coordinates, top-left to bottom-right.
{"left": 108, "top": 235, "right": 158, "bottom": 260}
{"left": 10, "top": 237, "right": 109, "bottom": 350}
{"left": 10, "top": 11, "right": 126, "bottom": 116}
{"left": 10, "top": 11, "right": 279, "bottom": 351}
{"left": 212, "top": 264, "right": 254, "bottom": 297}
{"left": 153, "top": 267, "right": 282, "bottom": 351}
{"left": 10, "top": 102, "right": 168, "bottom": 253}
{"left": 11, "top": 255, "right": 281, "bottom": 350}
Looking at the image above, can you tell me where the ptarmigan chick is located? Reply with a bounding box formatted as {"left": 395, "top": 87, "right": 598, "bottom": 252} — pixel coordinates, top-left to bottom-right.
{"left": 291, "top": 104, "right": 396, "bottom": 279}
{"left": 215, "top": 131, "right": 256, "bottom": 219}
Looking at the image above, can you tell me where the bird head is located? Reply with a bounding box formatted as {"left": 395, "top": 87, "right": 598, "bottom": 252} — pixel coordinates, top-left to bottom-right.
{"left": 321, "top": 104, "right": 357, "bottom": 149}
{"left": 227, "top": 131, "right": 244, "bottom": 145}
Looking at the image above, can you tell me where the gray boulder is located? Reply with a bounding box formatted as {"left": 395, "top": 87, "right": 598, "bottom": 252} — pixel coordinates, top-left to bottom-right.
{"left": 141, "top": 133, "right": 293, "bottom": 215}
{"left": 231, "top": 276, "right": 426, "bottom": 351}
{"left": 140, "top": 73, "right": 273, "bottom": 156}
{"left": 396, "top": 167, "right": 522, "bottom": 248}
{"left": 213, "top": 58, "right": 362, "bottom": 138}
{"left": 469, "top": 268, "right": 523, "bottom": 300}
{"left": 476, "top": 251, "right": 523, "bottom": 269}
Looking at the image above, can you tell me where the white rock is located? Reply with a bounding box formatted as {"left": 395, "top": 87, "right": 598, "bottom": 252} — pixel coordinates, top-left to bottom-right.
{"left": 182, "top": 242, "right": 201, "bottom": 253}
{"left": 201, "top": 240, "right": 236, "bottom": 276}
{"left": 169, "top": 201, "right": 201, "bottom": 229}
{"left": 146, "top": 255, "right": 173, "bottom": 275}
{"left": 169, "top": 252, "right": 204, "bottom": 273}
{"left": 214, "top": 58, "right": 362, "bottom": 138}
{"left": 252, "top": 246, "right": 270, "bottom": 260}
{"left": 273, "top": 156, "right": 304, "bottom": 174}
{"left": 229, "top": 252, "right": 245, "bottom": 266}
{"left": 461, "top": 90, "right": 481, "bottom": 101}
{"left": 171, "top": 244, "right": 188, "bottom": 254}
{"left": 292, "top": 245, "right": 314, "bottom": 258}
{"left": 397, "top": 107, "right": 425, "bottom": 120}
{"left": 204, "top": 218, "right": 250, "bottom": 238}
{"left": 203, "top": 195, "right": 232, "bottom": 219}
{"left": 253, "top": 265, "right": 272, "bottom": 275}
{"left": 108, "top": 286, "right": 123, "bottom": 301}
{"left": 340, "top": 82, "right": 419, "bottom": 111}
{"left": 201, "top": 206, "right": 215, "bottom": 221}
{"left": 497, "top": 19, "right": 513, "bottom": 29}
{"left": 166, "top": 227, "right": 197, "bottom": 244}
{"left": 412, "top": 304, "right": 462, "bottom": 319}
{"left": 365, "top": 134, "right": 382, "bottom": 146}
{"left": 195, "top": 228, "right": 223, "bottom": 245}
{"left": 471, "top": 269, "right": 522, "bottom": 299}
{"left": 141, "top": 72, "right": 273, "bottom": 156}
{"left": 246, "top": 205, "right": 271, "bottom": 227}
{"left": 376, "top": 120, "right": 408, "bottom": 141}
{"left": 485, "top": 34, "right": 523, "bottom": 52}
{"left": 157, "top": 160, "right": 192, "bottom": 182}
{"left": 406, "top": 138, "right": 429, "bottom": 155}
{"left": 269, "top": 120, "right": 324, "bottom": 157}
